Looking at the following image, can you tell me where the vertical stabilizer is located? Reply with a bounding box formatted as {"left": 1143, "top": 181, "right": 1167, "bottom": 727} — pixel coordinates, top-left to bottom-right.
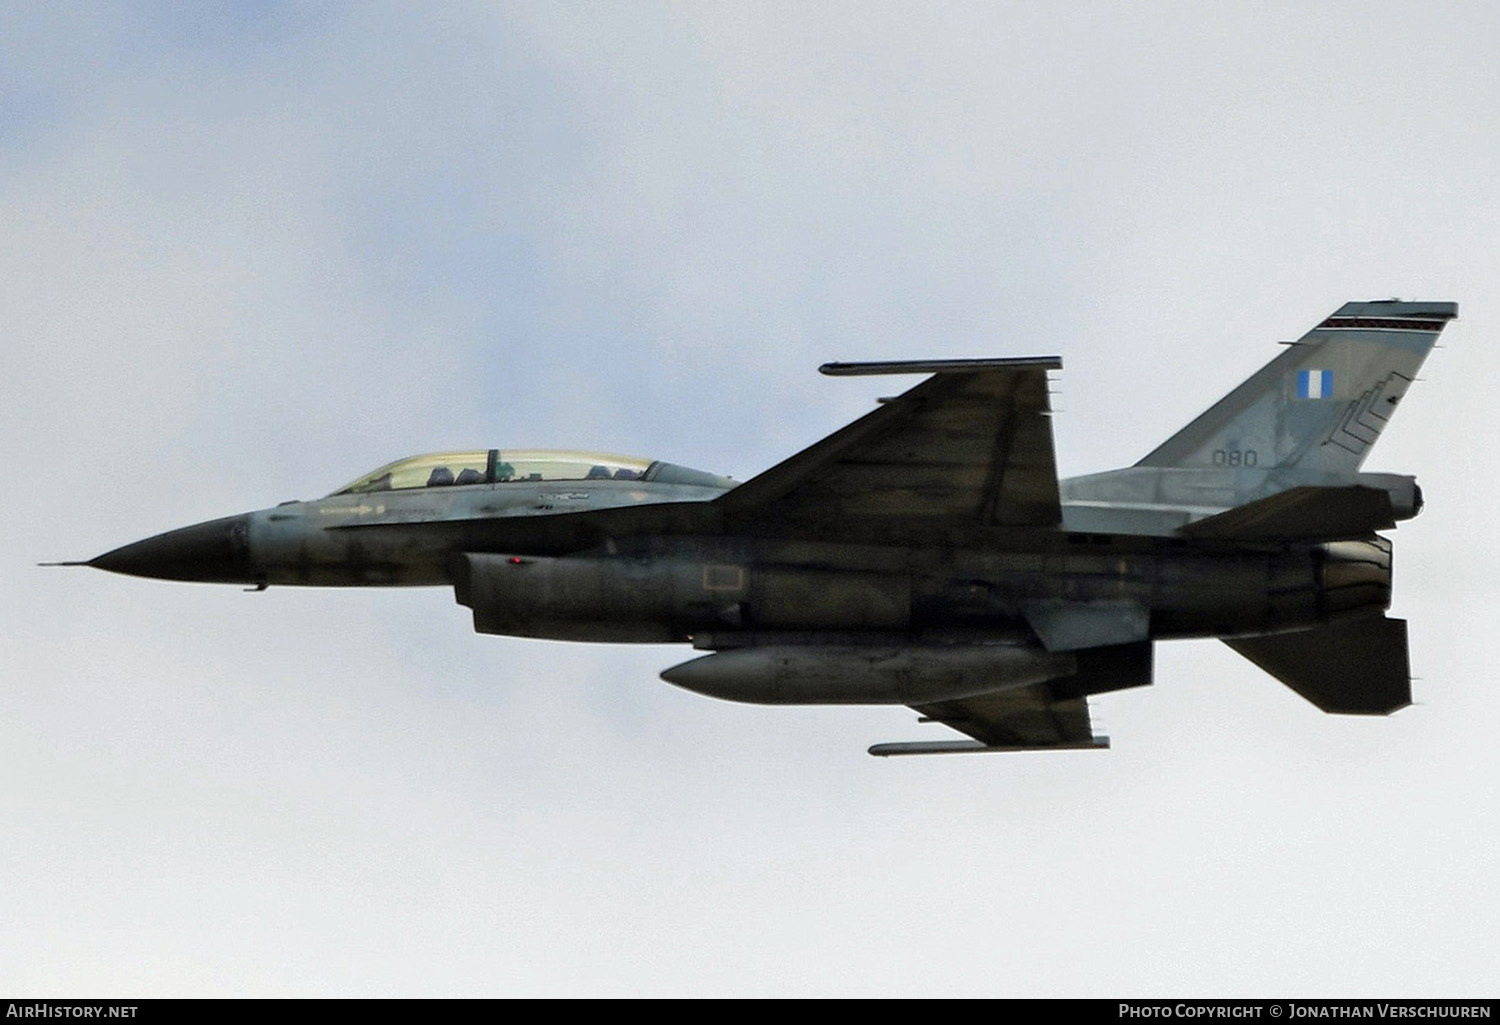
{"left": 1137, "top": 301, "right": 1456, "bottom": 475}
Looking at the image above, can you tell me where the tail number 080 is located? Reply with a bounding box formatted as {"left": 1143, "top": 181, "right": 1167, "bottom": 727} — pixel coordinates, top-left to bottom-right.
{"left": 1212, "top": 449, "right": 1258, "bottom": 467}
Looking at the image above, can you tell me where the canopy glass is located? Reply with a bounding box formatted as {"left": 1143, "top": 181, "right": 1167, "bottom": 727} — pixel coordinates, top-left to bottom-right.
{"left": 332, "top": 450, "right": 653, "bottom": 495}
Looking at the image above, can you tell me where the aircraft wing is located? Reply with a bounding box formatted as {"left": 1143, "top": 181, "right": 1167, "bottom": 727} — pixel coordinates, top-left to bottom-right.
{"left": 869, "top": 685, "right": 1107, "bottom": 755}
{"left": 867, "top": 640, "right": 1148, "bottom": 755}
{"left": 716, "top": 358, "right": 1063, "bottom": 529}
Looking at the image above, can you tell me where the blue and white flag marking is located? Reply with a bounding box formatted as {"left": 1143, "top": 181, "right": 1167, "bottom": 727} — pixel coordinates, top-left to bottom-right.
{"left": 1298, "top": 368, "right": 1333, "bottom": 399}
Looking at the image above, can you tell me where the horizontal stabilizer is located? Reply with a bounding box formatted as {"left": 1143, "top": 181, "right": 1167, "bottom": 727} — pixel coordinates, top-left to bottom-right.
{"left": 1224, "top": 616, "right": 1411, "bottom": 714}
{"left": 1180, "top": 486, "right": 1396, "bottom": 542}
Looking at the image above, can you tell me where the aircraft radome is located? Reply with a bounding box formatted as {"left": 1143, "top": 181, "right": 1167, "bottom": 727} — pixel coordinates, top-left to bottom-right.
{"left": 57, "top": 300, "right": 1455, "bottom": 755}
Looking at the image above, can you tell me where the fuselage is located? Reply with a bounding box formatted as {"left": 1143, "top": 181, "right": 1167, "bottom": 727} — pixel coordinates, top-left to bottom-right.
{"left": 89, "top": 465, "right": 1395, "bottom": 649}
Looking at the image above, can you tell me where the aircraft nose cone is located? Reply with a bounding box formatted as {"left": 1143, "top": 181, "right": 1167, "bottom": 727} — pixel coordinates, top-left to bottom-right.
{"left": 89, "top": 513, "right": 253, "bottom": 583}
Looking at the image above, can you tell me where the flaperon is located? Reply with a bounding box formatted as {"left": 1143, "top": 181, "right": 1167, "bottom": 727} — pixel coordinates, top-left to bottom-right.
{"left": 68, "top": 300, "right": 1455, "bottom": 755}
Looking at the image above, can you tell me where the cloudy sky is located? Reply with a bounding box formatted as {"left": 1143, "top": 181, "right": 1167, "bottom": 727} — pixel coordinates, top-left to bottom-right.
{"left": 5, "top": 1, "right": 1500, "bottom": 997}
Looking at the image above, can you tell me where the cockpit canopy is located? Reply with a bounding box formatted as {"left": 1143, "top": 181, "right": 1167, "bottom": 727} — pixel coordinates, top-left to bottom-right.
{"left": 330, "top": 449, "right": 734, "bottom": 496}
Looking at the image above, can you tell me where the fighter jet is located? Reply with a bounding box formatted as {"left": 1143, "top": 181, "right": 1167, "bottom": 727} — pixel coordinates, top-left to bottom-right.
{"left": 69, "top": 299, "right": 1455, "bottom": 755}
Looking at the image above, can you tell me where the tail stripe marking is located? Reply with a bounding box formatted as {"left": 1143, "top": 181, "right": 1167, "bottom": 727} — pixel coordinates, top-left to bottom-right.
{"left": 1319, "top": 317, "right": 1450, "bottom": 330}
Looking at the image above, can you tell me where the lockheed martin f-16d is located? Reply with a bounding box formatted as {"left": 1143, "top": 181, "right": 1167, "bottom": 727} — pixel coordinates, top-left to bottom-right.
{"left": 69, "top": 300, "right": 1455, "bottom": 755}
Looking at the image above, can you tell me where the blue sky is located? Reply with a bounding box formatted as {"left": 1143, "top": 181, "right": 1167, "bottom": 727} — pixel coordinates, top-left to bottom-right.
{"left": 5, "top": 2, "right": 1500, "bottom": 995}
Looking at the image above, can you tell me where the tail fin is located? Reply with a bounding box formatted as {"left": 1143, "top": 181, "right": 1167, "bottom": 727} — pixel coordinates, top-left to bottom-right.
{"left": 1137, "top": 300, "right": 1457, "bottom": 475}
